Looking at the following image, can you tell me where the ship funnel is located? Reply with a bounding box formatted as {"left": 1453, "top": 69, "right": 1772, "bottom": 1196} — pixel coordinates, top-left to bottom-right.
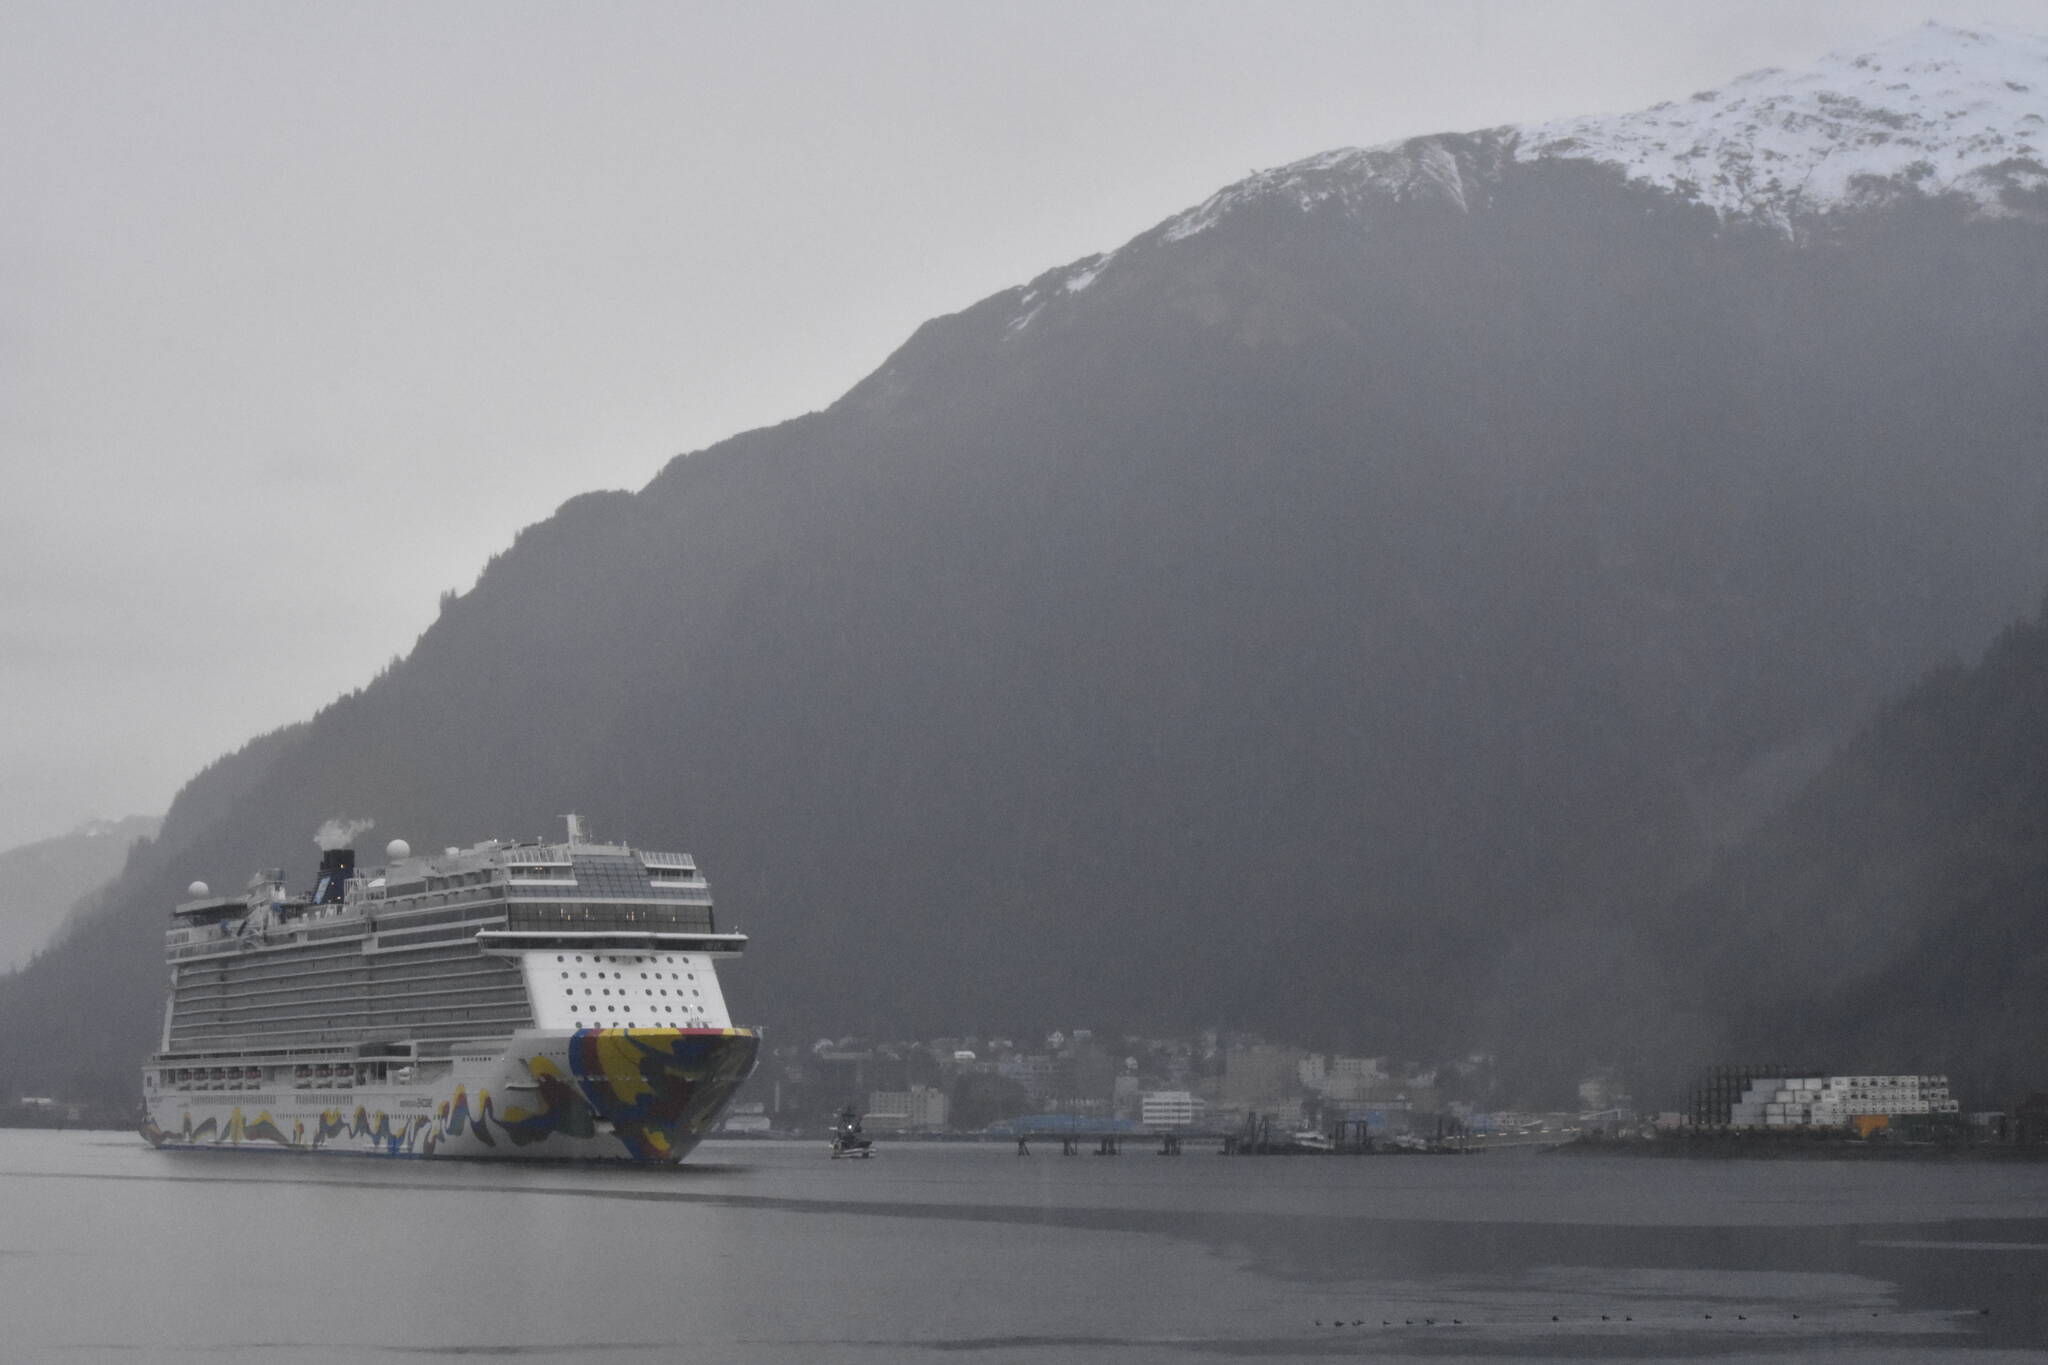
{"left": 313, "top": 847, "right": 356, "bottom": 905}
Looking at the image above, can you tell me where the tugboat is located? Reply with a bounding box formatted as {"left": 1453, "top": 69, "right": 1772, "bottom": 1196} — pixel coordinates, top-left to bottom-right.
{"left": 829, "top": 1104, "right": 874, "bottom": 1159}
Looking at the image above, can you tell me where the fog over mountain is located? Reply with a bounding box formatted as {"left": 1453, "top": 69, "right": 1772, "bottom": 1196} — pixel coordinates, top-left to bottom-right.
{"left": 1677, "top": 595, "right": 2048, "bottom": 1104}
{"left": 7, "top": 23, "right": 2047, "bottom": 1106}
{"left": 0, "top": 817, "right": 159, "bottom": 974}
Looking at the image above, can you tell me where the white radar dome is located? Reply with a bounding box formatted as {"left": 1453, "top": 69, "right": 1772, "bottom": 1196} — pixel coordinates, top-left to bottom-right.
{"left": 385, "top": 839, "right": 411, "bottom": 860}
{"left": 187, "top": 881, "right": 209, "bottom": 897}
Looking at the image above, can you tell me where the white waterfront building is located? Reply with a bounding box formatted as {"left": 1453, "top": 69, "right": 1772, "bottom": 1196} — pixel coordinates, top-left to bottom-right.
{"left": 1726, "top": 1074, "right": 1960, "bottom": 1129}
{"left": 864, "top": 1084, "right": 950, "bottom": 1133}
{"left": 1140, "top": 1090, "right": 1205, "bottom": 1129}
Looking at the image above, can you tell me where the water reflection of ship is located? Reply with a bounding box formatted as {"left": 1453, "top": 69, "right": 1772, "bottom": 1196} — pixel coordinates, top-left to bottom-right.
{"left": 830, "top": 1105, "right": 874, "bottom": 1159}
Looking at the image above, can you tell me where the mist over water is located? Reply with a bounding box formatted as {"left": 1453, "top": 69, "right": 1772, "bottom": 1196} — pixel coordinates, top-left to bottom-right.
{"left": 7, "top": 1131, "right": 2046, "bottom": 1362}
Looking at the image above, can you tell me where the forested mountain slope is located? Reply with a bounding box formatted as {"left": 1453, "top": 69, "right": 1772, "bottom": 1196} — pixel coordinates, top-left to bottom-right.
{"left": 7, "top": 25, "right": 2047, "bottom": 1105}
{"left": 0, "top": 816, "right": 158, "bottom": 974}
{"left": 1673, "top": 600, "right": 2048, "bottom": 1100}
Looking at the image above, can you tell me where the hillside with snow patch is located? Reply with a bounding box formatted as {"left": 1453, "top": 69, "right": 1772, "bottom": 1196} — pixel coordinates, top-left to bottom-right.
{"left": 11, "top": 23, "right": 2048, "bottom": 1106}
{"left": 967, "top": 24, "right": 2048, "bottom": 350}
{"left": 1520, "top": 21, "right": 2048, "bottom": 224}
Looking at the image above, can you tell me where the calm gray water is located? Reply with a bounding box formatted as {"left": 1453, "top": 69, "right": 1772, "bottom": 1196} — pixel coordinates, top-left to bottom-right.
{"left": 3, "top": 1130, "right": 2046, "bottom": 1362}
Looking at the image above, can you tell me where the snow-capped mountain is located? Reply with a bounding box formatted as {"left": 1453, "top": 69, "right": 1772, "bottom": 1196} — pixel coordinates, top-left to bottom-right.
{"left": 990, "top": 22, "right": 2048, "bottom": 336}
{"left": 1520, "top": 21, "right": 2048, "bottom": 223}
{"left": 12, "top": 24, "right": 2048, "bottom": 1106}
{"left": 1185, "top": 21, "right": 2048, "bottom": 234}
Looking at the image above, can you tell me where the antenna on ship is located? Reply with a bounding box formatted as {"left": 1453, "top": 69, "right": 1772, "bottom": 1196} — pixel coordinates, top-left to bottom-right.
{"left": 563, "top": 812, "right": 582, "bottom": 848}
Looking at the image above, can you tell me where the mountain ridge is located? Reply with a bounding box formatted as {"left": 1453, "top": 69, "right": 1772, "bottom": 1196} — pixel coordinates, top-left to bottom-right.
{"left": 894, "top": 21, "right": 2048, "bottom": 370}
{"left": 0, "top": 815, "right": 160, "bottom": 975}
{"left": 1179, "top": 22, "right": 2048, "bottom": 235}
{"left": 6, "top": 25, "right": 2048, "bottom": 1105}
{"left": 1671, "top": 592, "right": 2048, "bottom": 1099}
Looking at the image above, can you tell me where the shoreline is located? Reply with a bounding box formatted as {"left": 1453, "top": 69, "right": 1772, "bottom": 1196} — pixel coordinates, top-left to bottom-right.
{"left": 1551, "top": 1134, "right": 2048, "bottom": 1161}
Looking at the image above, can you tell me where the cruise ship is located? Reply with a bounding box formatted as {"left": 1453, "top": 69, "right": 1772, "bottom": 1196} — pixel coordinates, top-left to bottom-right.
{"left": 141, "top": 818, "right": 760, "bottom": 1161}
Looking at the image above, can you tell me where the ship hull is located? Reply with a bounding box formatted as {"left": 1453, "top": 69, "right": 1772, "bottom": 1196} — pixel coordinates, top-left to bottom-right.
{"left": 142, "top": 1027, "right": 760, "bottom": 1162}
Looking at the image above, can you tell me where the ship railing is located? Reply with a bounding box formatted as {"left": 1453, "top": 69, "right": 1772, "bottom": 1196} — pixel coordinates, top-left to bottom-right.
{"left": 502, "top": 904, "right": 716, "bottom": 934}
{"left": 477, "top": 928, "right": 746, "bottom": 955}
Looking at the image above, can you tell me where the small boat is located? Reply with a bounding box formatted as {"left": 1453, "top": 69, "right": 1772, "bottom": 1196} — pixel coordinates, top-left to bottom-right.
{"left": 830, "top": 1105, "right": 874, "bottom": 1159}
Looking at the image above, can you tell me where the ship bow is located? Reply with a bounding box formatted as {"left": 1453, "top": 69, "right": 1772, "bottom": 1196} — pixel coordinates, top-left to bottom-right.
{"left": 541, "top": 1027, "right": 760, "bottom": 1161}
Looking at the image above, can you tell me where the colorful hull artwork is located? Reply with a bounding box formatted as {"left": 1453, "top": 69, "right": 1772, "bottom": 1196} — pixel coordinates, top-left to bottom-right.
{"left": 142, "top": 1028, "right": 760, "bottom": 1162}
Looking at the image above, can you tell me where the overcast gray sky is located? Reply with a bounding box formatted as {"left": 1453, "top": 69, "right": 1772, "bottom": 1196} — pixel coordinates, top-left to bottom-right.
{"left": 4, "top": 0, "right": 2045, "bottom": 854}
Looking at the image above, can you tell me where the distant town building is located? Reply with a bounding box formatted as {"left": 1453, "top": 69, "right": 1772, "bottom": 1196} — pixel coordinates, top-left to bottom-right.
{"left": 1577, "top": 1070, "right": 1629, "bottom": 1113}
{"left": 719, "top": 1101, "right": 770, "bottom": 1134}
{"left": 1725, "top": 1074, "right": 1960, "bottom": 1129}
{"left": 2014, "top": 1093, "right": 2048, "bottom": 1145}
{"left": 1141, "top": 1090, "right": 1205, "bottom": 1129}
{"left": 1058, "top": 1042, "right": 1120, "bottom": 1105}
{"left": 997, "top": 1054, "right": 1056, "bottom": 1101}
{"left": 1687, "top": 1063, "right": 1820, "bottom": 1127}
{"left": 1325, "top": 1056, "right": 1389, "bottom": 1101}
{"left": 1220, "top": 1045, "right": 1305, "bottom": 1110}
{"left": 1299, "top": 1054, "right": 1392, "bottom": 1098}
{"left": 864, "top": 1084, "right": 950, "bottom": 1133}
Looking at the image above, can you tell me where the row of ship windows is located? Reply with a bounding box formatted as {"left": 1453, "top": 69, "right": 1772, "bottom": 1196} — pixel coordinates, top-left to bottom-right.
{"left": 552, "top": 950, "right": 708, "bottom": 1028}
{"left": 189, "top": 959, "right": 518, "bottom": 984}
{"left": 377, "top": 902, "right": 504, "bottom": 928}
{"left": 185, "top": 971, "right": 522, "bottom": 993}
{"left": 176, "top": 976, "right": 521, "bottom": 1000}
{"left": 174, "top": 981, "right": 526, "bottom": 1010}
{"left": 377, "top": 924, "right": 487, "bottom": 947}
{"left": 169, "top": 1033, "right": 525, "bottom": 1053}
{"left": 156, "top": 1060, "right": 421, "bottom": 1091}
{"left": 169, "top": 1016, "right": 531, "bottom": 1043}
{"left": 170, "top": 1021, "right": 529, "bottom": 1048}
{"left": 181, "top": 899, "right": 502, "bottom": 946}
{"left": 175, "top": 1001, "right": 530, "bottom": 1027}
{"left": 566, "top": 1005, "right": 709, "bottom": 1026}
{"left": 564, "top": 986, "right": 703, "bottom": 998}
{"left": 566, "top": 999, "right": 707, "bottom": 1014}
{"left": 175, "top": 999, "right": 529, "bottom": 1025}
{"left": 187, "top": 960, "right": 498, "bottom": 981}
{"left": 179, "top": 964, "right": 519, "bottom": 993}
{"left": 382, "top": 891, "right": 504, "bottom": 910}
{"left": 178, "top": 942, "right": 454, "bottom": 977}
{"left": 560, "top": 970, "right": 697, "bottom": 982}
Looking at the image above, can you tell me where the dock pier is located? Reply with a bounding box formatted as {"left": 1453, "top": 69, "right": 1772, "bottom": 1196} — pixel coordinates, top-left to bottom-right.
{"left": 1003, "top": 1118, "right": 1195, "bottom": 1156}
{"left": 997, "top": 1114, "right": 1472, "bottom": 1157}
